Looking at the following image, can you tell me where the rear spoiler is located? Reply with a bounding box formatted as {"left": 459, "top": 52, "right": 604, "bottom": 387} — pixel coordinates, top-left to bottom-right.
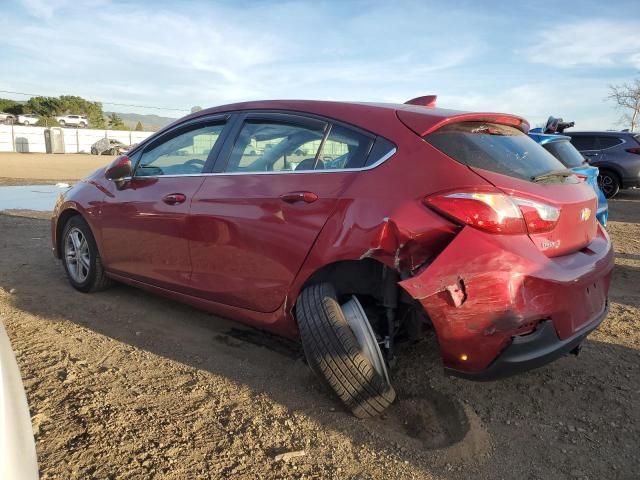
{"left": 397, "top": 109, "right": 530, "bottom": 136}
{"left": 404, "top": 95, "right": 438, "bottom": 108}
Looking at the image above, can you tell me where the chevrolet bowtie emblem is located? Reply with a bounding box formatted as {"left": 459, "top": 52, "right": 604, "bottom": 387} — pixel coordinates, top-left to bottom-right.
{"left": 580, "top": 208, "right": 592, "bottom": 221}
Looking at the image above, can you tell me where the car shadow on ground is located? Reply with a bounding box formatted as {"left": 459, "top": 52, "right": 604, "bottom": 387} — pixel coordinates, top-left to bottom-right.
{"left": 2, "top": 212, "right": 639, "bottom": 478}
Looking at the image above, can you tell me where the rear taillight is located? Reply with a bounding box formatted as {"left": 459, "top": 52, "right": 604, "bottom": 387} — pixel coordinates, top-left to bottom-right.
{"left": 513, "top": 198, "right": 560, "bottom": 233}
{"left": 625, "top": 147, "right": 640, "bottom": 155}
{"left": 425, "top": 191, "right": 560, "bottom": 235}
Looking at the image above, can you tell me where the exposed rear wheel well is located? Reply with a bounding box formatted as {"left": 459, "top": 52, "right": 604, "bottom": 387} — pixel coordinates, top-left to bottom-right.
{"left": 296, "top": 259, "right": 430, "bottom": 352}
{"left": 300, "top": 259, "right": 388, "bottom": 301}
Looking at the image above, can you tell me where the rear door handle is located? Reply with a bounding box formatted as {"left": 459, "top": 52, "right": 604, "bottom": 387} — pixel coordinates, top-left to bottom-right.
{"left": 162, "top": 193, "right": 187, "bottom": 205}
{"left": 280, "top": 191, "right": 319, "bottom": 204}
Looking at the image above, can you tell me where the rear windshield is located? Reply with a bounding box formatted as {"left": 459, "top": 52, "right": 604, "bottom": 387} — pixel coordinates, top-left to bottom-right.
{"left": 424, "top": 122, "right": 567, "bottom": 181}
{"left": 543, "top": 140, "right": 586, "bottom": 168}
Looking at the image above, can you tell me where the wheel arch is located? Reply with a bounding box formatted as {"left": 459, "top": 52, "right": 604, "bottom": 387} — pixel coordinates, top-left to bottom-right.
{"left": 294, "top": 258, "right": 390, "bottom": 305}
{"left": 55, "top": 208, "right": 83, "bottom": 258}
{"left": 593, "top": 162, "right": 623, "bottom": 182}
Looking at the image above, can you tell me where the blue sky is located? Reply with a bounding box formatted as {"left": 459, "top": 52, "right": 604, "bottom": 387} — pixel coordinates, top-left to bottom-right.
{"left": 1, "top": 0, "right": 639, "bottom": 129}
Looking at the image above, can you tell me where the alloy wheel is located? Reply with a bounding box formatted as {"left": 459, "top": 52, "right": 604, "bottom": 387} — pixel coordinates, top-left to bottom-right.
{"left": 341, "top": 295, "right": 390, "bottom": 384}
{"left": 65, "top": 227, "right": 91, "bottom": 283}
{"left": 598, "top": 173, "right": 617, "bottom": 197}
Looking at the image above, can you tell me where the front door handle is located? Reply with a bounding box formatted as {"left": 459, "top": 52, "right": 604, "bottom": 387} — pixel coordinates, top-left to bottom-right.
{"left": 280, "top": 191, "right": 319, "bottom": 204}
{"left": 162, "top": 193, "right": 187, "bottom": 205}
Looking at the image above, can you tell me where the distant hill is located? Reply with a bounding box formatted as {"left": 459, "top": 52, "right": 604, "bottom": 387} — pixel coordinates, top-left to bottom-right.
{"left": 104, "top": 112, "right": 179, "bottom": 131}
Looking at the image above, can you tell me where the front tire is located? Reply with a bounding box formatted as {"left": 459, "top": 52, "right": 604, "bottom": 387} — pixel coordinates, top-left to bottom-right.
{"left": 61, "top": 216, "right": 111, "bottom": 293}
{"left": 598, "top": 170, "right": 620, "bottom": 198}
{"left": 296, "top": 283, "right": 396, "bottom": 418}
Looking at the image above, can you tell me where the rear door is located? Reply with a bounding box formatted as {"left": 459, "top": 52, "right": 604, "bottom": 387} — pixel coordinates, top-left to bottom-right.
{"left": 188, "top": 112, "right": 375, "bottom": 313}
{"left": 568, "top": 134, "right": 602, "bottom": 164}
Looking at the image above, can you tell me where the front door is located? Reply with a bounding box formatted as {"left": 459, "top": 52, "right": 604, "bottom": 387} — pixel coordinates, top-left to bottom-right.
{"left": 189, "top": 113, "right": 375, "bottom": 313}
{"left": 100, "top": 119, "right": 227, "bottom": 291}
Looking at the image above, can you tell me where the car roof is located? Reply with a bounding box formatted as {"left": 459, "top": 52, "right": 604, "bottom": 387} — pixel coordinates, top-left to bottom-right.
{"left": 167, "top": 99, "right": 529, "bottom": 137}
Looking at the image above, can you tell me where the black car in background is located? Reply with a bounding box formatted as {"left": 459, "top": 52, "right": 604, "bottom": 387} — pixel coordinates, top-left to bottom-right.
{"left": 566, "top": 131, "right": 640, "bottom": 198}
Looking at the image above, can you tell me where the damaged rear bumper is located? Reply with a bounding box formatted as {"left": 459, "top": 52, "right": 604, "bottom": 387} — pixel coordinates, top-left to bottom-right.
{"left": 446, "top": 304, "right": 607, "bottom": 380}
{"left": 399, "top": 224, "right": 614, "bottom": 377}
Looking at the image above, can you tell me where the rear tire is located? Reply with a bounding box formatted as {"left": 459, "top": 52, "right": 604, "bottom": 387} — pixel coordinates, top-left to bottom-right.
{"left": 598, "top": 170, "right": 620, "bottom": 198}
{"left": 61, "top": 216, "right": 112, "bottom": 293}
{"left": 296, "top": 283, "right": 396, "bottom": 418}
{"left": 90, "top": 147, "right": 98, "bottom": 155}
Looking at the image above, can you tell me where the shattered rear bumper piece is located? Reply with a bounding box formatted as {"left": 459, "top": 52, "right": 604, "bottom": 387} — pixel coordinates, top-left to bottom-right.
{"left": 399, "top": 225, "right": 614, "bottom": 376}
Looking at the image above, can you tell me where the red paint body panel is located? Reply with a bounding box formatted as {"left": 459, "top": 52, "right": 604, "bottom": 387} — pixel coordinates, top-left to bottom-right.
{"left": 188, "top": 172, "right": 354, "bottom": 312}
{"left": 50, "top": 99, "right": 615, "bottom": 375}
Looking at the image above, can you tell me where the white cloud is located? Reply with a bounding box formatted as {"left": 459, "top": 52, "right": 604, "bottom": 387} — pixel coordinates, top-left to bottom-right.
{"left": 441, "top": 81, "right": 622, "bottom": 131}
{"left": 525, "top": 20, "right": 640, "bottom": 68}
{"left": 1, "top": 2, "right": 634, "bottom": 131}
{"left": 3, "top": 1, "right": 479, "bottom": 112}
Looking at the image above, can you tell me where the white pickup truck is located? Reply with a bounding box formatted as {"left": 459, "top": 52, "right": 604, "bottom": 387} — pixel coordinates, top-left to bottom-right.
{"left": 56, "top": 114, "right": 89, "bottom": 128}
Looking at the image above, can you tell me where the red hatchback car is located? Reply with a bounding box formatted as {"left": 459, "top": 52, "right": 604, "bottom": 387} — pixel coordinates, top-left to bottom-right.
{"left": 52, "top": 99, "right": 614, "bottom": 417}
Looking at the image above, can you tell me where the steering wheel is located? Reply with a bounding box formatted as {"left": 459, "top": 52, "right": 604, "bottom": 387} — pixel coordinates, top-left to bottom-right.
{"left": 183, "top": 158, "right": 206, "bottom": 173}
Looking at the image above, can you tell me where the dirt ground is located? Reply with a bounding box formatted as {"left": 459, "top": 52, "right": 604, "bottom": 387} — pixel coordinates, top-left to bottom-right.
{"left": 0, "top": 154, "right": 638, "bottom": 479}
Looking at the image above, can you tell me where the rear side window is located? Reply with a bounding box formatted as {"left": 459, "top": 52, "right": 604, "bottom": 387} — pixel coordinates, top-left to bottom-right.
{"left": 318, "top": 125, "right": 373, "bottom": 170}
{"left": 569, "top": 135, "right": 597, "bottom": 151}
{"left": 424, "top": 122, "right": 566, "bottom": 181}
{"left": 596, "top": 136, "right": 623, "bottom": 149}
{"left": 543, "top": 140, "right": 586, "bottom": 168}
{"left": 224, "top": 119, "right": 378, "bottom": 172}
{"left": 225, "top": 121, "right": 326, "bottom": 172}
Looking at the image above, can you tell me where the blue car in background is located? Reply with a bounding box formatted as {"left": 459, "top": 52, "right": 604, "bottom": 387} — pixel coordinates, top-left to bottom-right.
{"left": 529, "top": 128, "right": 608, "bottom": 227}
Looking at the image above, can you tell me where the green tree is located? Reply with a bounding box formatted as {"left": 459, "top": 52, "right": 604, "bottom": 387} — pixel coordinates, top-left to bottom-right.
{"left": 20, "top": 95, "right": 105, "bottom": 129}
{"left": 58, "top": 95, "right": 105, "bottom": 129}
{"left": 0, "top": 98, "right": 24, "bottom": 115}
{"left": 25, "top": 96, "right": 62, "bottom": 117}
{"left": 108, "top": 113, "right": 127, "bottom": 130}
{"left": 135, "top": 121, "right": 143, "bottom": 131}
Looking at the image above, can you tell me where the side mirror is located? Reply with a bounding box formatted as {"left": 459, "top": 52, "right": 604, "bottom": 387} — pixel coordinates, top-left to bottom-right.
{"left": 105, "top": 155, "right": 132, "bottom": 181}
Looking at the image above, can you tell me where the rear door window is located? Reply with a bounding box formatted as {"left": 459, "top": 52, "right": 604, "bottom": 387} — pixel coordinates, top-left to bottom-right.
{"left": 568, "top": 135, "right": 597, "bottom": 151}
{"left": 317, "top": 125, "right": 373, "bottom": 170}
{"left": 542, "top": 140, "right": 586, "bottom": 168}
{"left": 225, "top": 121, "right": 326, "bottom": 172}
{"left": 596, "top": 136, "right": 623, "bottom": 149}
{"left": 424, "top": 122, "right": 566, "bottom": 181}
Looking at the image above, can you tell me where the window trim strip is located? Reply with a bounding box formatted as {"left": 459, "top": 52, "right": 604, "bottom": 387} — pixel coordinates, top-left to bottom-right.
{"left": 131, "top": 147, "right": 397, "bottom": 179}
